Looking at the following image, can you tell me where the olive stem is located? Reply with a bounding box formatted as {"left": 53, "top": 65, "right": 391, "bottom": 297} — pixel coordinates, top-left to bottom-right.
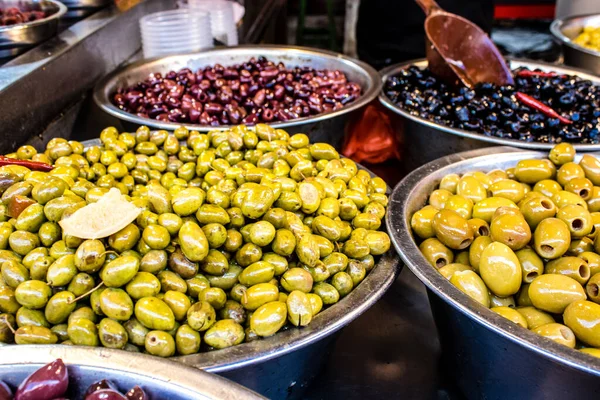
{"left": 1, "top": 315, "right": 15, "bottom": 334}
{"left": 68, "top": 281, "right": 105, "bottom": 304}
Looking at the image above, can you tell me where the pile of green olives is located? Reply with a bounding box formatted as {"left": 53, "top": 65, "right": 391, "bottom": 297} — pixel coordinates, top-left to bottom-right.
{"left": 411, "top": 142, "right": 600, "bottom": 357}
{"left": 0, "top": 123, "right": 390, "bottom": 357}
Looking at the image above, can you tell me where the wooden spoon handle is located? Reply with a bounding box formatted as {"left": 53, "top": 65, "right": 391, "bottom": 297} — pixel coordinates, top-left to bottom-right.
{"left": 414, "top": 0, "right": 442, "bottom": 15}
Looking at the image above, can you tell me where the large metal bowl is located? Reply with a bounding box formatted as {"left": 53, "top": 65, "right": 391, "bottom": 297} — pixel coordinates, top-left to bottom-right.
{"left": 551, "top": 14, "right": 600, "bottom": 76}
{"left": 93, "top": 45, "right": 382, "bottom": 149}
{"left": 386, "top": 147, "right": 600, "bottom": 400}
{"left": 0, "top": 0, "right": 66, "bottom": 57}
{"left": 70, "top": 138, "right": 401, "bottom": 400}
{"left": 0, "top": 345, "right": 265, "bottom": 399}
{"left": 379, "top": 59, "right": 600, "bottom": 172}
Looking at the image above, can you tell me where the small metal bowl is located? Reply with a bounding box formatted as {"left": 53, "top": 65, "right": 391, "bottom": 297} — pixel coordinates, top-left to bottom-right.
{"left": 387, "top": 147, "right": 600, "bottom": 400}
{"left": 551, "top": 13, "right": 600, "bottom": 76}
{"left": 93, "top": 45, "right": 381, "bottom": 148}
{"left": 0, "top": 345, "right": 265, "bottom": 399}
{"left": 0, "top": 0, "right": 66, "bottom": 57}
{"left": 379, "top": 59, "right": 600, "bottom": 171}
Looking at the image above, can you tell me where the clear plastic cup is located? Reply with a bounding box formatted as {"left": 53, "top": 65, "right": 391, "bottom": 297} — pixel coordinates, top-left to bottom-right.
{"left": 187, "top": 0, "right": 237, "bottom": 45}
{"left": 139, "top": 10, "right": 213, "bottom": 58}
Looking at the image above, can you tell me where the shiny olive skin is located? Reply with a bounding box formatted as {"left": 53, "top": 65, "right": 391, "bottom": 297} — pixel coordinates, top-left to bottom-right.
{"left": 533, "top": 218, "right": 571, "bottom": 260}
{"left": 491, "top": 306, "right": 528, "bottom": 328}
{"left": 519, "top": 196, "right": 557, "bottom": 230}
{"left": 176, "top": 324, "right": 201, "bottom": 355}
{"left": 529, "top": 274, "right": 586, "bottom": 314}
{"left": 479, "top": 242, "right": 522, "bottom": 297}
{"left": 533, "top": 322, "right": 576, "bottom": 348}
{"left": 419, "top": 238, "right": 454, "bottom": 269}
{"left": 472, "top": 197, "right": 518, "bottom": 223}
{"left": 203, "top": 319, "right": 245, "bottom": 349}
{"left": 515, "top": 248, "right": 544, "bottom": 283}
{"left": 432, "top": 210, "right": 474, "bottom": 250}
{"left": 450, "top": 270, "right": 490, "bottom": 307}
{"left": 145, "top": 330, "right": 175, "bottom": 357}
{"left": 250, "top": 301, "right": 287, "bottom": 337}
{"left": 545, "top": 257, "right": 591, "bottom": 285}
{"left": 564, "top": 300, "right": 600, "bottom": 347}
{"left": 516, "top": 306, "right": 555, "bottom": 330}
{"left": 490, "top": 213, "right": 531, "bottom": 251}
{"left": 514, "top": 159, "right": 556, "bottom": 184}
{"left": 98, "top": 318, "right": 128, "bottom": 349}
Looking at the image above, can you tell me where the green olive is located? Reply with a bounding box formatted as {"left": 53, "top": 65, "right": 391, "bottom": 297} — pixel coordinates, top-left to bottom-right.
{"left": 99, "top": 288, "right": 134, "bottom": 321}
{"left": 74, "top": 240, "right": 106, "bottom": 273}
{"left": 419, "top": 238, "right": 454, "bottom": 269}
{"left": 472, "top": 197, "right": 518, "bottom": 223}
{"left": 515, "top": 248, "right": 544, "bottom": 283}
{"left": 145, "top": 330, "right": 175, "bottom": 357}
{"left": 533, "top": 323, "right": 576, "bottom": 348}
{"left": 557, "top": 204, "right": 593, "bottom": 238}
{"left": 250, "top": 301, "right": 287, "bottom": 337}
{"left": 203, "top": 319, "right": 245, "bottom": 349}
{"left": 186, "top": 300, "right": 216, "bottom": 332}
{"left": 519, "top": 196, "right": 557, "bottom": 229}
{"left": 438, "top": 263, "right": 472, "bottom": 280}
{"left": 490, "top": 213, "right": 531, "bottom": 251}
{"left": 491, "top": 306, "right": 527, "bottom": 328}
{"left": 98, "top": 318, "right": 128, "bottom": 349}
{"left": 45, "top": 291, "right": 76, "bottom": 324}
{"left": 176, "top": 324, "right": 201, "bottom": 355}
{"left": 533, "top": 218, "right": 571, "bottom": 260}
{"left": 15, "top": 325, "right": 58, "bottom": 345}
{"left": 140, "top": 250, "right": 168, "bottom": 274}
{"left": 123, "top": 317, "right": 149, "bottom": 346}
{"left": 564, "top": 300, "right": 600, "bottom": 347}
{"left": 100, "top": 255, "right": 139, "bottom": 287}
{"left": 16, "top": 307, "right": 49, "bottom": 328}
{"left": 549, "top": 143, "right": 575, "bottom": 166}
{"left": 479, "top": 242, "right": 522, "bottom": 297}
{"left": 108, "top": 224, "right": 140, "bottom": 253}
{"left": 179, "top": 221, "right": 209, "bottom": 262}
{"left": 125, "top": 272, "right": 161, "bottom": 299}
{"left": 545, "top": 257, "right": 591, "bottom": 285}
{"left": 529, "top": 274, "right": 586, "bottom": 313}
{"left": 449, "top": 270, "right": 490, "bottom": 307}
{"left": 514, "top": 159, "right": 556, "bottom": 184}
{"left": 14, "top": 280, "right": 52, "bottom": 309}
{"left": 67, "top": 318, "right": 98, "bottom": 346}
{"left": 516, "top": 306, "right": 555, "bottom": 329}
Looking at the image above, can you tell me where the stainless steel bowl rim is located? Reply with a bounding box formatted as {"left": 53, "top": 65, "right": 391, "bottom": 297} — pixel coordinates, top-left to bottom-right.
{"left": 93, "top": 45, "right": 382, "bottom": 132}
{"left": 78, "top": 138, "right": 400, "bottom": 372}
{"left": 386, "top": 146, "right": 600, "bottom": 376}
{"left": 0, "top": 345, "right": 266, "bottom": 399}
{"left": 0, "top": 0, "right": 67, "bottom": 33}
{"left": 378, "top": 58, "right": 600, "bottom": 151}
{"left": 550, "top": 14, "right": 600, "bottom": 58}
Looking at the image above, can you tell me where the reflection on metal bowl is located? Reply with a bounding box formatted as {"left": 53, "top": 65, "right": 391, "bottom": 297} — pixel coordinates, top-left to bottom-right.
{"left": 387, "top": 147, "right": 600, "bottom": 400}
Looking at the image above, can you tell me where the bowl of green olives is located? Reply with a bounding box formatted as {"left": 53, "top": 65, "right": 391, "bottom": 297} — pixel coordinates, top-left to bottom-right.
{"left": 387, "top": 144, "right": 600, "bottom": 399}
{"left": 0, "top": 345, "right": 265, "bottom": 399}
{"left": 0, "top": 123, "right": 399, "bottom": 399}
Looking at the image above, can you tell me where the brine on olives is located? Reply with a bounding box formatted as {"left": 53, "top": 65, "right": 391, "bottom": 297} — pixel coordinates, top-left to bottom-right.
{"left": 0, "top": 122, "right": 391, "bottom": 358}
{"left": 410, "top": 142, "right": 600, "bottom": 356}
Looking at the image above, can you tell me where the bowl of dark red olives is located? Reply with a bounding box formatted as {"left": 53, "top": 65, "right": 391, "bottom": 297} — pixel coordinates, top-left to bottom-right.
{"left": 0, "top": 346, "right": 265, "bottom": 400}
{"left": 93, "top": 45, "right": 380, "bottom": 145}
{"left": 379, "top": 59, "right": 600, "bottom": 170}
{"left": 0, "top": 0, "right": 66, "bottom": 57}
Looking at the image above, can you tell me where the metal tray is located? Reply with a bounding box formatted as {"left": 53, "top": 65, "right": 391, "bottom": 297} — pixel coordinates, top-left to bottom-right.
{"left": 92, "top": 45, "right": 381, "bottom": 148}
{"left": 551, "top": 13, "right": 600, "bottom": 76}
{"left": 386, "top": 147, "right": 600, "bottom": 400}
{"left": 378, "top": 59, "right": 600, "bottom": 171}
{"left": 69, "top": 137, "right": 401, "bottom": 399}
{"left": 0, "top": 0, "right": 66, "bottom": 57}
{"left": 0, "top": 345, "right": 265, "bottom": 399}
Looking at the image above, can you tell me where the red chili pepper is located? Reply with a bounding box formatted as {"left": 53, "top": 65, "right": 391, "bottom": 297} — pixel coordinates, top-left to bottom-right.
{"left": 0, "top": 156, "right": 53, "bottom": 171}
{"left": 515, "top": 92, "right": 572, "bottom": 125}
{"left": 516, "top": 70, "right": 560, "bottom": 78}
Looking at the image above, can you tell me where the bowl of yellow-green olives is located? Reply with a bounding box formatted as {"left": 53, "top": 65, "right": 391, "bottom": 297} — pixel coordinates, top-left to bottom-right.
{"left": 0, "top": 123, "right": 399, "bottom": 399}
{"left": 551, "top": 14, "right": 600, "bottom": 76}
{"left": 388, "top": 144, "right": 600, "bottom": 399}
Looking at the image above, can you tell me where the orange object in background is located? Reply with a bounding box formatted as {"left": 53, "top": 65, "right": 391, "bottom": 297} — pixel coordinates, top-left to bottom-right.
{"left": 342, "top": 102, "right": 403, "bottom": 164}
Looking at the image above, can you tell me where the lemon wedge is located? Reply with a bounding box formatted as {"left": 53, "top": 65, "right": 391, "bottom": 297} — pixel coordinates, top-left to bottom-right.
{"left": 59, "top": 188, "right": 142, "bottom": 239}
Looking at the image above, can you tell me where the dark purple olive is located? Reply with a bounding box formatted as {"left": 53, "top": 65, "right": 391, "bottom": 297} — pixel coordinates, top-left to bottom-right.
{"left": 15, "top": 359, "right": 68, "bottom": 400}
{"left": 85, "top": 389, "right": 127, "bottom": 400}
{"left": 0, "top": 381, "right": 12, "bottom": 400}
{"left": 125, "top": 386, "right": 147, "bottom": 400}
{"left": 85, "top": 380, "right": 117, "bottom": 397}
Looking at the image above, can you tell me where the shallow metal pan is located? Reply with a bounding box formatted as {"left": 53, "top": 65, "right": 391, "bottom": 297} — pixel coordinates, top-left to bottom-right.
{"left": 378, "top": 59, "right": 600, "bottom": 171}
{"left": 551, "top": 13, "right": 600, "bottom": 76}
{"left": 386, "top": 147, "right": 600, "bottom": 399}
{"left": 92, "top": 45, "right": 381, "bottom": 149}
{"left": 67, "top": 137, "right": 401, "bottom": 399}
{"left": 0, "top": 345, "right": 265, "bottom": 399}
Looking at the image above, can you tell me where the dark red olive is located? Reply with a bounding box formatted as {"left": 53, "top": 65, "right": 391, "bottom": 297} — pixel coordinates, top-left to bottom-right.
{"left": 125, "top": 386, "right": 147, "bottom": 400}
{"left": 85, "top": 389, "right": 127, "bottom": 400}
{"left": 0, "top": 381, "right": 12, "bottom": 400}
{"left": 15, "top": 359, "right": 68, "bottom": 400}
{"left": 85, "top": 380, "right": 117, "bottom": 397}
